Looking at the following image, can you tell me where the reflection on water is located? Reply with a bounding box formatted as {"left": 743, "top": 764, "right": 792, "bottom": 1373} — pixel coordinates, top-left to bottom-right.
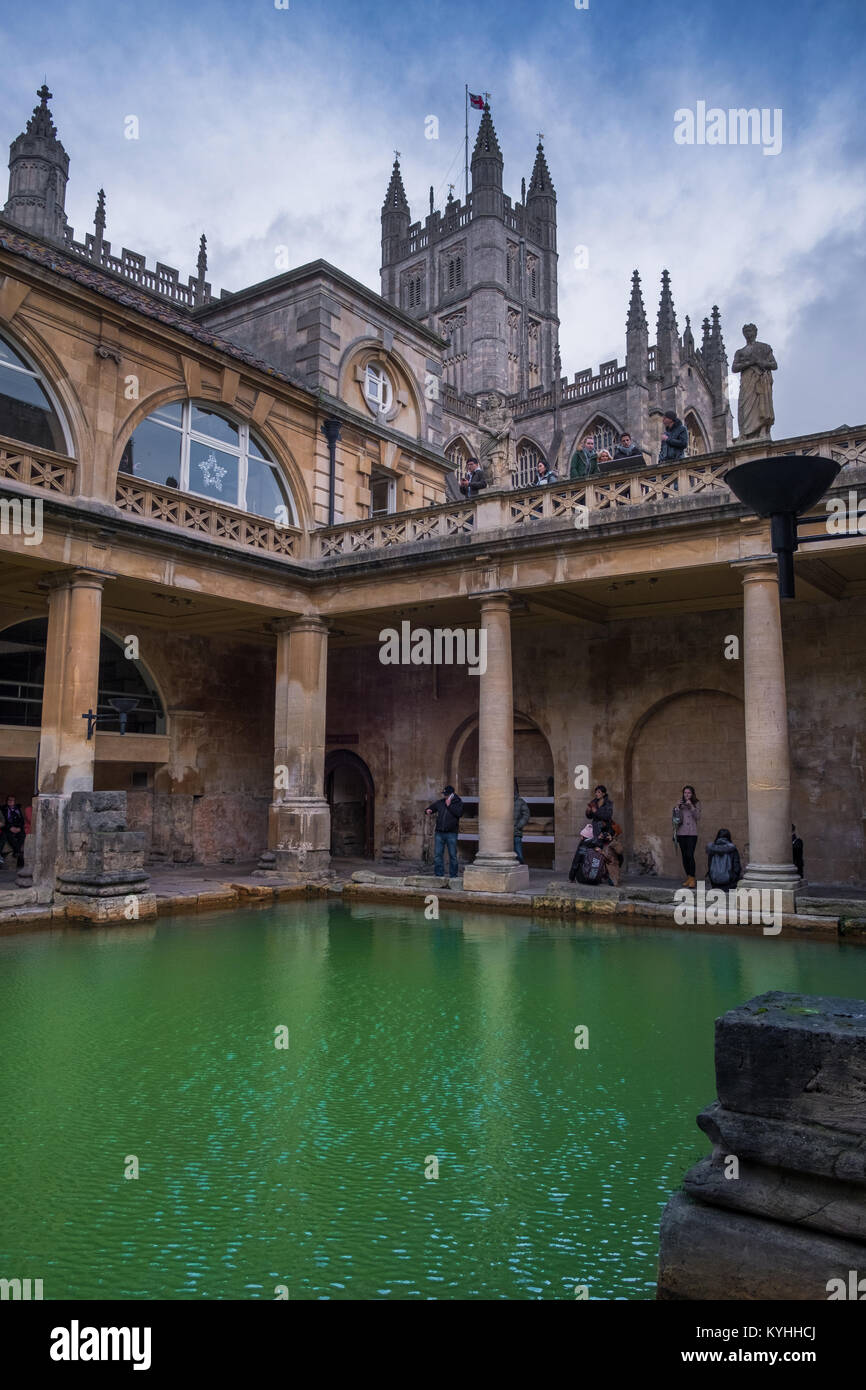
{"left": 0, "top": 901, "right": 863, "bottom": 1301}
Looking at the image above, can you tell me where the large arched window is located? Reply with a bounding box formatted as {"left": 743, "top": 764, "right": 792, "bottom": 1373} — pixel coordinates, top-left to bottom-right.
{"left": 119, "top": 402, "right": 297, "bottom": 524}
{"left": 0, "top": 619, "right": 164, "bottom": 733}
{"left": 0, "top": 331, "right": 69, "bottom": 454}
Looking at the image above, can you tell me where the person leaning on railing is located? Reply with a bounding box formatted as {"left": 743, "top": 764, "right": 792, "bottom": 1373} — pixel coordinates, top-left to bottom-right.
{"left": 459, "top": 457, "right": 488, "bottom": 497}
{"left": 534, "top": 460, "right": 558, "bottom": 485}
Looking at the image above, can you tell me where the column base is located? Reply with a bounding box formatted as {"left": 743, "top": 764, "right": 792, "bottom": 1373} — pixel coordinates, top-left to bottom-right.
{"left": 462, "top": 853, "right": 530, "bottom": 894}
{"left": 257, "top": 798, "right": 331, "bottom": 876}
{"left": 738, "top": 862, "right": 802, "bottom": 916}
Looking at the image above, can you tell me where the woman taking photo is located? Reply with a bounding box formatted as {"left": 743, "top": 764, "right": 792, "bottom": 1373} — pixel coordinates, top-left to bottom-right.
{"left": 672, "top": 785, "right": 701, "bottom": 887}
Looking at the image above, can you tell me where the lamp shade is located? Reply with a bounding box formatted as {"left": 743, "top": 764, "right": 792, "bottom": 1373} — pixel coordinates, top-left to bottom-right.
{"left": 108, "top": 697, "right": 139, "bottom": 715}
{"left": 724, "top": 454, "right": 840, "bottom": 518}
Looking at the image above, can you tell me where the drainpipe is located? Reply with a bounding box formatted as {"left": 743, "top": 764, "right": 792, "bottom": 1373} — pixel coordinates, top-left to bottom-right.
{"left": 321, "top": 418, "right": 342, "bottom": 526}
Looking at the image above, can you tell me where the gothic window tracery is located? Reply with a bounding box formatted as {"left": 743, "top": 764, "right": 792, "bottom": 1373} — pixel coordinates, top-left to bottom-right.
{"left": 514, "top": 438, "right": 544, "bottom": 489}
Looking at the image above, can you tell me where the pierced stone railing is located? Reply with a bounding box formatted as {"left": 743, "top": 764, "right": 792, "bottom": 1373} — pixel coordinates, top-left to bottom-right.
{"left": 315, "top": 505, "right": 476, "bottom": 558}
{"left": 0, "top": 436, "right": 77, "bottom": 495}
{"left": 114, "top": 477, "right": 301, "bottom": 557}
{"left": 310, "top": 426, "right": 866, "bottom": 559}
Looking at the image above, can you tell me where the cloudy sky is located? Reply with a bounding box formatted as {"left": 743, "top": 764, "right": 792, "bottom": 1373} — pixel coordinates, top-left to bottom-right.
{"left": 2, "top": 0, "right": 864, "bottom": 437}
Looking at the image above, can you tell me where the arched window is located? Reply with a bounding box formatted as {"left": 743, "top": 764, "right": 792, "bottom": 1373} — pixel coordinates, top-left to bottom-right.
{"left": 514, "top": 439, "right": 544, "bottom": 489}
{"left": 0, "top": 330, "right": 69, "bottom": 454}
{"left": 583, "top": 418, "right": 618, "bottom": 458}
{"left": 0, "top": 618, "right": 164, "bottom": 733}
{"left": 684, "top": 411, "right": 708, "bottom": 457}
{"left": 446, "top": 437, "right": 470, "bottom": 471}
{"left": 119, "top": 402, "right": 297, "bottom": 524}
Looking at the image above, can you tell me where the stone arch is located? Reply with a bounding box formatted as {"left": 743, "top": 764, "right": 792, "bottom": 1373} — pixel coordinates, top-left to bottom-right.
{"left": 683, "top": 409, "right": 709, "bottom": 457}
{"left": 570, "top": 412, "right": 623, "bottom": 463}
{"left": 445, "top": 709, "right": 556, "bottom": 867}
{"left": 337, "top": 337, "right": 426, "bottom": 440}
{"left": 111, "top": 393, "right": 310, "bottom": 528}
{"left": 325, "top": 748, "right": 375, "bottom": 858}
{"left": 0, "top": 318, "right": 82, "bottom": 459}
{"left": 623, "top": 688, "right": 746, "bottom": 879}
{"left": 0, "top": 615, "right": 167, "bottom": 736}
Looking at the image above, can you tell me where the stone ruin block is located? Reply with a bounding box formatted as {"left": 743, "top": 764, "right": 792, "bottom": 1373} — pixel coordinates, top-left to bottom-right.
{"left": 657, "top": 992, "right": 866, "bottom": 1300}
{"left": 56, "top": 790, "right": 151, "bottom": 923}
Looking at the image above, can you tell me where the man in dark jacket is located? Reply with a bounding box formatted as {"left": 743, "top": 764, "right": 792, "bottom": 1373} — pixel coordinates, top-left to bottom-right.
{"left": 425, "top": 785, "right": 464, "bottom": 877}
{"left": 459, "top": 458, "right": 487, "bottom": 498}
{"left": 658, "top": 412, "right": 689, "bottom": 462}
{"left": 0, "top": 795, "right": 26, "bottom": 869}
{"left": 613, "top": 432, "right": 643, "bottom": 462}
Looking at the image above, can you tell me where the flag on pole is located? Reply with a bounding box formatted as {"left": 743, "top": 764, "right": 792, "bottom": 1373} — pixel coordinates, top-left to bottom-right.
{"left": 469, "top": 92, "right": 484, "bottom": 109}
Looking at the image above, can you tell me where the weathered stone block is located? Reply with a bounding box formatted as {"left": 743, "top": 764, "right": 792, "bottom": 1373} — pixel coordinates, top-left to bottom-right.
{"left": 683, "top": 1154, "right": 866, "bottom": 1241}
{"left": 698, "top": 1101, "right": 866, "bottom": 1185}
{"left": 658, "top": 1192, "right": 866, "bottom": 1301}
{"left": 714, "top": 992, "right": 866, "bottom": 1135}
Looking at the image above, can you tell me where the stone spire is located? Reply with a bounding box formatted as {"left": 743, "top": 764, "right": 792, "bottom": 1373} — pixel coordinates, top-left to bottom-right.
{"left": 382, "top": 156, "right": 409, "bottom": 214}
{"left": 703, "top": 304, "right": 733, "bottom": 449}
{"left": 655, "top": 269, "right": 680, "bottom": 383}
{"left": 525, "top": 138, "right": 556, "bottom": 249}
{"left": 380, "top": 156, "right": 411, "bottom": 281}
{"left": 626, "top": 268, "right": 648, "bottom": 332}
{"left": 471, "top": 103, "right": 504, "bottom": 216}
{"left": 626, "top": 269, "right": 649, "bottom": 388}
{"left": 92, "top": 187, "right": 106, "bottom": 258}
{"left": 657, "top": 268, "right": 679, "bottom": 336}
{"left": 682, "top": 314, "right": 695, "bottom": 360}
{"left": 4, "top": 83, "right": 70, "bottom": 241}
{"left": 197, "top": 233, "right": 208, "bottom": 280}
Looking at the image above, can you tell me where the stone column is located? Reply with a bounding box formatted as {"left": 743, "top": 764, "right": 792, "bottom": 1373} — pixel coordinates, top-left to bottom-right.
{"left": 733, "top": 555, "right": 800, "bottom": 911}
{"left": 28, "top": 569, "right": 107, "bottom": 900}
{"left": 462, "top": 592, "right": 529, "bottom": 893}
{"left": 257, "top": 615, "right": 331, "bottom": 877}
{"left": 38, "top": 568, "right": 106, "bottom": 794}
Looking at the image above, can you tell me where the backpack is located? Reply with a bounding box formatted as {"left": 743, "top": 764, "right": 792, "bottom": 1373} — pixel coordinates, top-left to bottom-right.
{"left": 573, "top": 846, "right": 607, "bottom": 885}
{"left": 708, "top": 846, "right": 735, "bottom": 887}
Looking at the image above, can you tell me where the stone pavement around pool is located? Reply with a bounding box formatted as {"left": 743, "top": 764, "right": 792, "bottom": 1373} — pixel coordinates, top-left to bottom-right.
{"left": 2, "top": 852, "right": 866, "bottom": 939}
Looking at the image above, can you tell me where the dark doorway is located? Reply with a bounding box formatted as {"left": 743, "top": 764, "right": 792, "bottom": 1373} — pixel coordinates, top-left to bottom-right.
{"left": 325, "top": 750, "right": 374, "bottom": 858}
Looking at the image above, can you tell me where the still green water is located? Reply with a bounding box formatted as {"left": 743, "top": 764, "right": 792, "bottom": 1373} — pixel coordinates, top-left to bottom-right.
{"left": 1, "top": 901, "right": 864, "bottom": 1301}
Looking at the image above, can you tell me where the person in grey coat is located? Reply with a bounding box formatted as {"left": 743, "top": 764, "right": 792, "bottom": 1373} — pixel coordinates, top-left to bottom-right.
{"left": 514, "top": 781, "right": 531, "bottom": 863}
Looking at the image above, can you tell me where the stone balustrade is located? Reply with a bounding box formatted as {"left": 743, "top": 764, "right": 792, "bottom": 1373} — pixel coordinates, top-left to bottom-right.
{"left": 0, "top": 435, "right": 77, "bottom": 495}
{"left": 114, "top": 476, "right": 301, "bottom": 557}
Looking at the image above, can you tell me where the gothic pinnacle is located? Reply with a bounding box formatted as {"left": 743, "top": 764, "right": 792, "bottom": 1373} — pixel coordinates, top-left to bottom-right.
{"left": 627, "top": 269, "right": 648, "bottom": 332}
{"left": 197, "top": 233, "right": 208, "bottom": 279}
{"left": 657, "top": 268, "right": 679, "bottom": 335}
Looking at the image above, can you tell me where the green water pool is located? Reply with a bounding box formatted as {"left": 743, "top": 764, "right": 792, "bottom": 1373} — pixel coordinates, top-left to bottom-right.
{"left": 1, "top": 901, "right": 864, "bottom": 1300}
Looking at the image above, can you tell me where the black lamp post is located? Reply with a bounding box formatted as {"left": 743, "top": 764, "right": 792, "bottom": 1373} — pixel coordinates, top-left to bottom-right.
{"left": 321, "top": 418, "right": 342, "bottom": 527}
{"left": 82, "top": 696, "right": 140, "bottom": 740}
{"left": 724, "top": 454, "right": 841, "bottom": 599}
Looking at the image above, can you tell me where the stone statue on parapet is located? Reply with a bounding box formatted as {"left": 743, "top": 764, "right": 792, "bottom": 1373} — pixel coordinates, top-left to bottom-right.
{"left": 477, "top": 390, "right": 515, "bottom": 488}
{"left": 732, "top": 323, "right": 777, "bottom": 442}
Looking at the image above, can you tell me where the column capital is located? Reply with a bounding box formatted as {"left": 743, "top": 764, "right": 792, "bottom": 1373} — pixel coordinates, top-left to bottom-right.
{"left": 468, "top": 588, "right": 513, "bottom": 610}
{"left": 272, "top": 613, "right": 329, "bottom": 636}
{"left": 40, "top": 566, "right": 112, "bottom": 594}
{"left": 731, "top": 554, "right": 778, "bottom": 584}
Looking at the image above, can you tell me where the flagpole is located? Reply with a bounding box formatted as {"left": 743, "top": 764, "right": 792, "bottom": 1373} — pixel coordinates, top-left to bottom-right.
{"left": 464, "top": 84, "right": 469, "bottom": 203}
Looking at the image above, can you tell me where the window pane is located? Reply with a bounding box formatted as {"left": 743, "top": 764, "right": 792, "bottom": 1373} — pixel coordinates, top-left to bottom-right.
{"left": 0, "top": 360, "right": 66, "bottom": 453}
{"left": 189, "top": 439, "right": 238, "bottom": 503}
{"left": 247, "top": 432, "right": 270, "bottom": 462}
{"left": 190, "top": 405, "right": 238, "bottom": 447}
{"left": 0, "top": 336, "right": 30, "bottom": 370}
{"left": 119, "top": 416, "right": 182, "bottom": 487}
{"left": 151, "top": 402, "right": 184, "bottom": 428}
{"left": 246, "top": 456, "right": 289, "bottom": 521}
